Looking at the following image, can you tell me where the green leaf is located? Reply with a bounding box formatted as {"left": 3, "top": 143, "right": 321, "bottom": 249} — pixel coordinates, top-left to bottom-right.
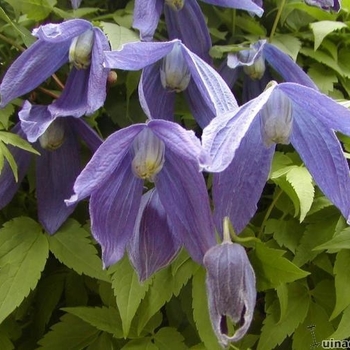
{"left": 314, "top": 226, "right": 350, "bottom": 252}
{"left": 0, "top": 217, "right": 49, "bottom": 324}
{"left": 48, "top": 219, "right": 110, "bottom": 282}
{"left": 37, "top": 314, "right": 99, "bottom": 350}
{"left": 276, "top": 284, "right": 289, "bottom": 323}
{"left": 257, "top": 283, "right": 309, "bottom": 350}
{"left": 329, "top": 304, "right": 350, "bottom": 340}
{"left": 310, "top": 21, "right": 347, "bottom": 50}
{"left": 62, "top": 306, "right": 123, "bottom": 338}
{"left": 270, "top": 34, "right": 302, "bottom": 61}
{"left": 0, "top": 142, "right": 18, "bottom": 181}
{"left": 0, "top": 104, "right": 14, "bottom": 130}
{"left": 331, "top": 250, "right": 350, "bottom": 319}
{"left": 0, "top": 332, "right": 14, "bottom": 350}
{"left": 153, "top": 327, "right": 187, "bottom": 350}
{"left": 308, "top": 64, "right": 338, "bottom": 93}
{"left": 109, "top": 255, "right": 151, "bottom": 337}
{"left": 0, "top": 131, "right": 40, "bottom": 154}
{"left": 121, "top": 337, "right": 157, "bottom": 350}
{"left": 19, "top": 0, "right": 56, "bottom": 21}
{"left": 249, "top": 242, "right": 309, "bottom": 291}
{"left": 100, "top": 22, "right": 139, "bottom": 50}
{"left": 192, "top": 268, "right": 221, "bottom": 350}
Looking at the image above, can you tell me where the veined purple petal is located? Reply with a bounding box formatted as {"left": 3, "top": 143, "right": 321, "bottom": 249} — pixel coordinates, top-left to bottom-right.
{"left": 148, "top": 119, "right": 210, "bottom": 168}
{"left": 19, "top": 102, "right": 56, "bottom": 142}
{"left": 0, "top": 124, "right": 31, "bottom": 209}
{"left": 218, "top": 60, "right": 240, "bottom": 89}
{"left": 139, "top": 64, "right": 176, "bottom": 120}
{"left": 0, "top": 41, "right": 69, "bottom": 108}
{"left": 279, "top": 83, "right": 350, "bottom": 136}
{"left": 213, "top": 117, "right": 275, "bottom": 234}
{"left": 36, "top": 119, "right": 81, "bottom": 234}
{"left": 202, "top": 84, "right": 275, "bottom": 172}
{"left": 103, "top": 40, "right": 178, "bottom": 70}
{"left": 156, "top": 149, "right": 216, "bottom": 264}
{"left": 128, "top": 188, "right": 181, "bottom": 281}
{"left": 291, "top": 106, "right": 350, "bottom": 223}
{"left": 33, "top": 19, "right": 92, "bottom": 43}
{"left": 90, "top": 154, "right": 144, "bottom": 267}
{"left": 204, "top": 242, "right": 256, "bottom": 346}
{"left": 200, "top": 0, "right": 264, "bottom": 16}
{"left": 181, "top": 44, "right": 238, "bottom": 118}
{"left": 164, "top": 0, "right": 212, "bottom": 63}
{"left": 66, "top": 124, "right": 145, "bottom": 204}
{"left": 264, "top": 43, "right": 318, "bottom": 89}
{"left": 133, "top": 0, "right": 164, "bottom": 41}
{"left": 70, "top": 118, "right": 102, "bottom": 153}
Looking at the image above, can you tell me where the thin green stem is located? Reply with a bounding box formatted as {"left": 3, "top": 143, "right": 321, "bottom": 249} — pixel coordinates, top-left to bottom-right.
{"left": 258, "top": 188, "right": 283, "bottom": 239}
{"left": 269, "top": 0, "right": 286, "bottom": 42}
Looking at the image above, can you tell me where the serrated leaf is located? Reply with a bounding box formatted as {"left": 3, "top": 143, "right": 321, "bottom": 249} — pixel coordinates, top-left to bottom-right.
{"left": 192, "top": 268, "right": 221, "bottom": 350}
{"left": 62, "top": 306, "right": 123, "bottom": 338}
{"left": 331, "top": 250, "right": 350, "bottom": 319}
{"left": 310, "top": 21, "right": 347, "bottom": 50}
{"left": 249, "top": 242, "right": 309, "bottom": 291}
{"left": 314, "top": 226, "right": 350, "bottom": 252}
{"left": 0, "top": 131, "right": 40, "bottom": 155}
{"left": 0, "top": 104, "right": 14, "bottom": 130}
{"left": 308, "top": 64, "right": 338, "bottom": 93}
{"left": 0, "top": 217, "right": 49, "bottom": 324}
{"left": 153, "top": 327, "right": 187, "bottom": 350}
{"left": 276, "top": 284, "right": 288, "bottom": 323}
{"left": 257, "top": 283, "right": 309, "bottom": 350}
{"left": 100, "top": 22, "right": 139, "bottom": 50}
{"left": 20, "top": 0, "right": 56, "bottom": 21}
{"left": 48, "top": 219, "right": 110, "bottom": 282}
{"left": 109, "top": 255, "right": 151, "bottom": 337}
{"left": 0, "top": 142, "right": 18, "bottom": 182}
{"left": 271, "top": 34, "right": 302, "bottom": 61}
{"left": 37, "top": 314, "right": 99, "bottom": 349}
{"left": 121, "top": 337, "right": 157, "bottom": 349}
{"left": 137, "top": 267, "right": 175, "bottom": 334}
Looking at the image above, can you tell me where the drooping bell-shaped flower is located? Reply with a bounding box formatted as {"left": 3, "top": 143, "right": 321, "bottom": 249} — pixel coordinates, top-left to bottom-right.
{"left": 203, "top": 218, "right": 256, "bottom": 346}
{"left": 0, "top": 19, "right": 110, "bottom": 118}
{"left": 104, "top": 39, "right": 238, "bottom": 128}
{"left": 128, "top": 188, "right": 181, "bottom": 281}
{"left": 133, "top": 0, "right": 263, "bottom": 63}
{"left": 304, "top": 0, "right": 340, "bottom": 11}
{"left": 0, "top": 114, "right": 102, "bottom": 234}
{"left": 66, "top": 119, "right": 215, "bottom": 267}
{"left": 202, "top": 81, "right": 350, "bottom": 233}
{"left": 220, "top": 40, "right": 318, "bottom": 103}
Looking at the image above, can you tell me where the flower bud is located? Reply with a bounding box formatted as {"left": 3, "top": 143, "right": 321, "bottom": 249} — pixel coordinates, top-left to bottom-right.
{"left": 260, "top": 88, "right": 293, "bottom": 147}
{"left": 132, "top": 128, "right": 165, "bottom": 182}
{"left": 165, "top": 0, "right": 185, "bottom": 11}
{"left": 160, "top": 43, "right": 191, "bottom": 92}
{"left": 69, "top": 29, "right": 94, "bottom": 69}
{"left": 39, "top": 119, "right": 65, "bottom": 150}
{"left": 203, "top": 242, "right": 256, "bottom": 347}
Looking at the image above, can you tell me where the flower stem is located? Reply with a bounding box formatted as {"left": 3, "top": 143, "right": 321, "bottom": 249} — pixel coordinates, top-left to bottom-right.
{"left": 269, "top": 0, "right": 286, "bottom": 42}
{"left": 258, "top": 187, "right": 283, "bottom": 239}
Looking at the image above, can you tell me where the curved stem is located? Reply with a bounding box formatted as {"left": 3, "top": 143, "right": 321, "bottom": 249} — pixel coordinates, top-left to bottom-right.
{"left": 269, "top": 0, "right": 286, "bottom": 42}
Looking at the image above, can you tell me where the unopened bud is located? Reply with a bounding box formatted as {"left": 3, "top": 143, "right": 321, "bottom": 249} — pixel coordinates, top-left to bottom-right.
{"left": 69, "top": 29, "right": 94, "bottom": 69}
{"left": 39, "top": 119, "right": 65, "bottom": 150}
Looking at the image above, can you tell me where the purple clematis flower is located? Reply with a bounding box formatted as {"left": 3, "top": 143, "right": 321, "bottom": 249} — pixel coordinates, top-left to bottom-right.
{"left": 202, "top": 81, "right": 350, "bottom": 234}
{"left": 0, "top": 114, "right": 102, "bottom": 234}
{"left": 0, "top": 19, "right": 110, "bottom": 118}
{"left": 220, "top": 40, "right": 317, "bottom": 103}
{"left": 128, "top": 188, "right": 181, "bottom": 281}
{"left": 66, "top": 119, "right": 216, "bottom": 268}
{"left": 304, "top": 0, "right": 341, "bottom": 11}
{"left": 133, "top": 0, "right": 263, "bottom": 62}
{"left": 204, "top": 226, "right": 256, "bottom": 346}
{"left": 104, "top": 39, "right": 238, "bottom": 128}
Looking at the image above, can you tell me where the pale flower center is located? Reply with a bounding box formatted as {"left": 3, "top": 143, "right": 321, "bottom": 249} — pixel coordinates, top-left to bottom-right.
{"left": 165, "top": 0, "right": 185, "bottom": 11}
{"left": 39, "top": 119, "right": 65, "bottom": 150}
{"left": 69, "top": 29, "right": 94, "bottom": 70}
{"left": 132, "top": 128, "right": 165, "bottom": 182}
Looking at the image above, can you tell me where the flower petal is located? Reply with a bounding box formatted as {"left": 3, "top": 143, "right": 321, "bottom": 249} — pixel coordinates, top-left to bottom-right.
{"left": 128, "top": 188, "right": 181, "bottom": 281}
{"left": 71, "top": 118, "right": 102, "bottom": 153}
{"left": 156, "top": 149, "right": 216, "bottom": 264}
{"left": 291, "top": 106, "right": 350, "bottom": 222}
{"left": 66, "top": 124, "right": 145, "bottom": 204}
{"left": 138, "top": 64, "right": 176, "bottom": 120}
{"left": 164, "top": 0, "right": 212, "bottom": 63}
{"left": 213, "top": 117, "right": 275, "bottom": 234}
{"left": 200, "top": 0, "right": 264, "bottom": 16}
{"left": 90, "top": 153, "right": 144, "bottom": 267}
{"left": 103, "top": 40, "right": 178, "bottom": 70}
{"left": 132, "top": 0, "right": 163, "bottom": 41}
{"left": 36, "top": 119, "right": 81, "bottom": 234}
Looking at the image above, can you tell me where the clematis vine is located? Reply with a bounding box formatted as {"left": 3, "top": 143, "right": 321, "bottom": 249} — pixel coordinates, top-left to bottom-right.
{"left": 66, "top": 119, "right": 216, "bottom": 268}
{"left": 219, "top": 40, "right": 317, "bottom": 103}
{"left": 0, "top": 19, "right": 110, "bottom": 117}
{"left": 0, "top": 113, "right": 102, "bottom": 234}
{"left": 203, "top": 218, "right": 256, "bottom": 346}
{"left": 202, "top": 81, "right": 350, "bottom": 234}
{"left": 104, "top": 39, "right": 238, "bottom": 128}
{"left": 304, "top": 0, "right": 341, "bottom": 11}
